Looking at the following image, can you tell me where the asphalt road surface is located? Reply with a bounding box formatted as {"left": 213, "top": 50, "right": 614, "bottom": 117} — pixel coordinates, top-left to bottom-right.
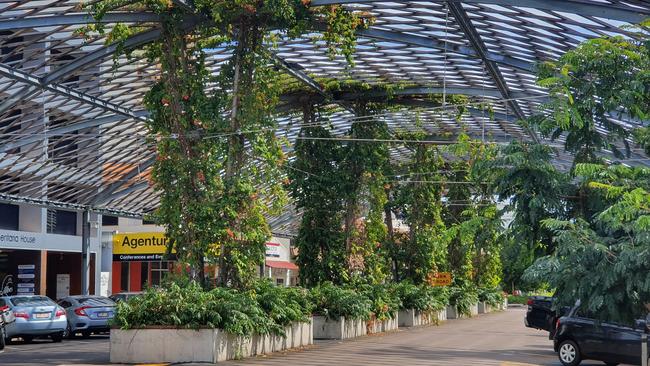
{"left": 0, "top": 308, "right": 626, "bottom": 366}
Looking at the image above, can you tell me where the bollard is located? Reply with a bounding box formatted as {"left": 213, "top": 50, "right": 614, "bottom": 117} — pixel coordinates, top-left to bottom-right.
{"left": 643, "top": 333, "right": 648, "bottom": 366}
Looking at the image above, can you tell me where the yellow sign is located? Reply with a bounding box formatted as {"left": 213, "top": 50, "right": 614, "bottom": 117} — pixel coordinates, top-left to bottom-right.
{"left": 112, "top": 232, "right": 175, "bottom": 262}
{"left": 431, "top": 272, "right": 452, "bottom": 287}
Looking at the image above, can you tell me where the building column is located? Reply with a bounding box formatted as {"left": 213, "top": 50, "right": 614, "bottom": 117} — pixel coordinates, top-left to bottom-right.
{"left": 285, "top": 269, "right": 290, "bottom": 287}
{"left": 39, "top": 250, "right": 47, "bottom": 295}
{"left": 268, "top": 266, "right": 272, "bottom": 279}
{"left": 81, "top": 210, "right": 91, "bottom": 295}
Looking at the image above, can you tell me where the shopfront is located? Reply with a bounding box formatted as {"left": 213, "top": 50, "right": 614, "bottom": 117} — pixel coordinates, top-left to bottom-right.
{"left": 110, "top": 232, "right": 175, "bottom": 293}
{"left": 0, "top": 228, "right": 99, "bottom": 300}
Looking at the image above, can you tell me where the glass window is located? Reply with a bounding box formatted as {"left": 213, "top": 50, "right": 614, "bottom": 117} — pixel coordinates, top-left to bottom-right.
{"left": 140, "top": 262, "right": 149, "bottom": 289}
{"left": 276, "top": 278, "right": 285, "bottom": 286}
{"left": 46, "top": 209, "right": 77, "bottom": 235}
{"left": 150, "top": 262, "right": 170, "bottom": 287}
{"left": 102, "top": 215, "right": 118, "bottom": 226}
{"left": 0, "top": 203, "right": 18, "bottom": 230}
{"left": 10, "top": 296, "right": 53, "bottom": 306}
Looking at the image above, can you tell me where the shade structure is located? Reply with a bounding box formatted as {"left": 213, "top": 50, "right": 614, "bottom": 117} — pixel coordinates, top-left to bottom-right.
{"left": 0, "top": 0, "right": 649, "bottom": 236}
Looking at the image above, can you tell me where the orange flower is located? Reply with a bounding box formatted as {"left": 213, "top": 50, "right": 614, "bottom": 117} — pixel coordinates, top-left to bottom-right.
{"left": 196, "top": 171, "right": 205, "bottom": 183}
{"left": 226, "top": 228, "right": 235, "bottom": 239}
{"left": 182, "top": 95, "right": 190, "bottom": 101}
{"left": 301, "top": 0, "right": 310, "bottom": 6}
{"left": 161, "top": 98, "right": 170, "bottom": 107}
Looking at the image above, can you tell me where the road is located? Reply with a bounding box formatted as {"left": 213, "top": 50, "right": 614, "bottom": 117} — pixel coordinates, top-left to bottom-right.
{"left": 0, "top": 308, "right": 617, "bottom": 366}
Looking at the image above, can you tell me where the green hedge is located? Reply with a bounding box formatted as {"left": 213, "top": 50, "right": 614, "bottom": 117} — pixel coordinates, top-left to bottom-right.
{"left": 353, "top": 283, "right": 402, "bottom": 321}
{"left": 394, "top": 282, "right": 449, "bottom": 313}
{"left": 309, "top": 282, "right": 373, "bottom": 321}
{"left": 112, "top": 281, "right": 312, "bottom": 336}
{"left": 448, "top": 285, "right": 479, "bottom": 316}
{"left": 478, "top": 287, "right": 504, "bottom": 307}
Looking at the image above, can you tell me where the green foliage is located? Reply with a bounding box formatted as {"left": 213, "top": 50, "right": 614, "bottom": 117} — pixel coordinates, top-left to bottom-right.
{"left": 478, "top": 287, "right": 504, "bottom": 308}
{"left": 506, "top": 295, "right": 528, "bottom": 305}
{"left": 354, "top": 283, "right": 401, "bottom": 321}
{"left": 394, "top": 282, "right": 449, "bottom": 312}
{"left": 112, "top": 281, "right": 312, "bottom": 336}
{"left": 309, "top": 282, "right": 373, "bottom": 320}
{"left": 479, "top": 141, "right": 567, "bottom": 290}
{"left": 523, "top": 163, "right": 650, "bottom": 323}
{"left": 532, "top": 29, "right": 650, "bottom": 165}
{"left": 448, "top": 280, "right": 479, "bottom": 317}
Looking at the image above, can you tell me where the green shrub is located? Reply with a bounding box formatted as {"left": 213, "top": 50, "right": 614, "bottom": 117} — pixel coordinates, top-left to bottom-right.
{"left": 507, "top": 295, "right": 529, "bottom": 305}
{"left": 354, "top": 283, "right": 401, "bottom": 321}
{"left": 112, "top": 280, "right": 312, "bottom": 336}
{"left": 394, "top": 282, "right": 449, "bottom": 312}
{"left": 448, "top": 285, "right": 479, "bottom": 316}
{"left": 310, "top": 282, "right": 372, "bottom": 320}
{"left": 478, "top": 287, "right": 504, "bottom": 307}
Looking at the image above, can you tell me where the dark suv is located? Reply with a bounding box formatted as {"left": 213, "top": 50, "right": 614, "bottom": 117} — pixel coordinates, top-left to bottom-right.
{"left": 553, "top": 303, "right": 649, "bottom": 366}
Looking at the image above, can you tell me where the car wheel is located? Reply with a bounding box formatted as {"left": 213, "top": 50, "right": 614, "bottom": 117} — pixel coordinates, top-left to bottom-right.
{"left": 51, "top": 332, "right": 63, "bottom": 343}
{"left": 81, "top": 331, "right": 91, "bottom": 339}
{"left": 64, "top": 324, "right": 74, "bottom": 339}
{"left": 558, "top": 340, "right": 581, "bottom": 366}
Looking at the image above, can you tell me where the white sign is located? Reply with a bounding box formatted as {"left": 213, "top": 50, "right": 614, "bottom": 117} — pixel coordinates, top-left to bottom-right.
{"left": 265, "top": 242, "right": 281, "bottom": 258}
{"left": 100, "top": 272, "right": 110, "bottom": 297}
{"left": 56, "top": 274, "right": 70, "bottom": 300}
{"left": 18, "top": 264, "right": 35, "bottom": 270}
{"left": 0, "top": 229, "right": 95, "bottom": 252}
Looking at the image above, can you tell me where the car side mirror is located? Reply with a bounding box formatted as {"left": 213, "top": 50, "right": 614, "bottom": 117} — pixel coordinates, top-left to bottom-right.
{"left": 635, "top": 319, "right": 647, "bottom": 331}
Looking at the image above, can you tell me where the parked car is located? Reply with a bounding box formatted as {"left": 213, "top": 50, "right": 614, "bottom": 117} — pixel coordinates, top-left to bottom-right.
{"left": 58, "top": 295, "right": 116, "bottom": 338}
{"left": 0, "top": 302, "right": 15, "bottom": 351}
{"left": 525, "top": 296, "right": 557, "bottom": 338}
{"left": 553, "top": 302, "right": 650, "bottom": 366}
{"left": 0, "top": 295, "right": 66, "bottom": 343}
{"left": 109, "top": 291, "right": 142, "bottom": 303}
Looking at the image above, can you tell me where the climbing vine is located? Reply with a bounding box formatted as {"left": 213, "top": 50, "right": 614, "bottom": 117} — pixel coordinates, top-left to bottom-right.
{"left": 87, "top": 0, "right": 366, "bottom": 287}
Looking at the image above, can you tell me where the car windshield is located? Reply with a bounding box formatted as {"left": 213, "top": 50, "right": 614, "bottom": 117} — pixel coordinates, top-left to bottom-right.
{"left": 77, "top": 297, "right": 115, "bottom": 306}
{"left": 10, "top": 296, "right": 54, "bottom": 307}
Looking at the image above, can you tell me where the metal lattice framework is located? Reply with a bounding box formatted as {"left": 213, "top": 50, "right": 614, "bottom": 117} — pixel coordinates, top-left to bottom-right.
{"left": 0, "top": 0, "right": 649, "bottom": 235}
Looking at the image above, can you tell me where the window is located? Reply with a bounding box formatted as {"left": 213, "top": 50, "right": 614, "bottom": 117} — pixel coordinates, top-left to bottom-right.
{"left": 142, "top": 218, "right": 156, "bottom": 225}
{"left": 0, "top": 31, "right": 23, "bottom": 64}
{"left": 276, "top": 278, "right": 285, "bottom": 286}
{"left": 140, "top": 262, "right": 149, "bottom": 289}
{"left": 0, "top": 109, "right": 21, "bottom": 154}
{"left": 103, "top": 215, "right": 119, "bottom": 226}
{"left": 46, "top": 209, "right": 77, "bottom": 235}
{"left": 50, "top": 48, "right": 79, "bottom": 84}
{"left": 120, "top": 262, "right": 129, "bottom": 292}
{"left": 0, "top": 203, "right": 18, "bottom": 230}
{"left": 150, "top": 262, "right": 170, "bottom": 287}
{"left": 48, "top": 116, "right": 77, "bottom": 167}
{"left": 58, "top": 300, "right": 72, "bottom": 308}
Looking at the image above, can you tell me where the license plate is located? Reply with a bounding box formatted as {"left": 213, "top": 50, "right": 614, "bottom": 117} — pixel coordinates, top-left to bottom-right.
{"left": 97, "top": 312, "right": 109, "bottom": 318}
{"left": 34, "top": 313, "right": 50, "bottom": 319}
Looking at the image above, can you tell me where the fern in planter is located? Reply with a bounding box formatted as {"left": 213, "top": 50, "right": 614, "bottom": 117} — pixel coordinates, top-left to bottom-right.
{"left": 478, "top": 288, "right": 504, "bottom": 308}
{"left": 395, "top": 282, "right": 449, "bottom": 313}
{"left": 354, "top": 283, "right": 401, "bottom": 321}
{"left": 448, "top": 285, "right": 479, "bottom": 317}
{"left": 310, "top": 282, "right": 372, "bottom": 321}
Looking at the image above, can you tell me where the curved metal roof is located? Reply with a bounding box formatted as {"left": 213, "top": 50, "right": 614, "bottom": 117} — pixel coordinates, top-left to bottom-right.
{"left": 0, "top": 1, "right": 648, "bottom": 235}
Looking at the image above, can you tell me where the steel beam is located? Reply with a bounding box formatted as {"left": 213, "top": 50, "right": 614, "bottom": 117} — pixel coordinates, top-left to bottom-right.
{"left": 0, "top": 12, "right": 163, "bottom": 31}
{"left": 357, "top": 27, "right": 533, "bottom": 72}
{"left": 0, "top": 113, "right": 147, "bottom": 153}
{"left": 447, "top": 1, "right": 539, "bottom": 142}
{"left": 42, "top": 28, "right": 163, "bottom": 85}
{"left": 310, "top": 0, "right": 649, "bottom": 23}
{"left": 0, "top": 64, "right": 148, "bottom": 121}
{"left": 0, "top": 193, "right": 145, "bottom": 218}
{"left": 0, "top": 85, "right": 39, "bottom": 115}
{"left": 91, "top": 156, "right": 156, "bottom": 205}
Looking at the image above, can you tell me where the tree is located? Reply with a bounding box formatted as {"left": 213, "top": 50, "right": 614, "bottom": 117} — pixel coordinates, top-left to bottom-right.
{"left": 524, "top": 163, "right": 650, "bottom": 323}
{"left": 532, "top": 23, "right": 650, "bottom": 166}
{"left": 479, "top": 142, "right": 567, "bottom": 290}
{"left": 88, "top": 0, "right": 365, "bottom": 287}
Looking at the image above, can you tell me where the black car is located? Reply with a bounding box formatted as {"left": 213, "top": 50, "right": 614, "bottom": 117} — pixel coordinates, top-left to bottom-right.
{"left": 553, "top": 303, "right": 649, "bottom": 366}
{"left": 525, "top": 296, "right": 557, "bottom": 338}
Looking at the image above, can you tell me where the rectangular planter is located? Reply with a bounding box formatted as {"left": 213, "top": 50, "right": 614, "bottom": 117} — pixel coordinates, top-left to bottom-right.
{"left": 446, "top": 304, "right": 479, "bottom": 319}
{"left": 313, "top": 316, "right": 366, "bottom": 340}
{"left": 367, "top": 314, "right": 398, "bottom": 334}
{"left": 109, "top": 321, "right": 313, "bottom": 364}
{"left": 478, "top": 302, "right": 491, "bottom": 314}
{"left": 398, "top": 309, "right": 447, "bottom": 327}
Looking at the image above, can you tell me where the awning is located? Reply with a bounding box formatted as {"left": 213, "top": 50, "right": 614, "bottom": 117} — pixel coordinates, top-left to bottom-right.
{"left": 265, "top": 260, "right": 298, "bottom": 271}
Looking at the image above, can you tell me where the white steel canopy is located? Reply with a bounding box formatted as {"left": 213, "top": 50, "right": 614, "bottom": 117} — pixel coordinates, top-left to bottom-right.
{"left": 0, "top": 0, "right": 648, "bottom": 235}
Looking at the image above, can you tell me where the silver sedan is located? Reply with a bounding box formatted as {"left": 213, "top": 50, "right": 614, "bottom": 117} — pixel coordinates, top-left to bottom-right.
{"left": 0, "top": 295, "right": 66, "bottom": 343}
{"left": 57, "top": 295, "right": 116, "bottom": 338}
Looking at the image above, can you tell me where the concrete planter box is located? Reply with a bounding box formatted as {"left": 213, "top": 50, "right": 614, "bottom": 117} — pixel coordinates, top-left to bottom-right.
{"left": 313, "top": 316, "right": 366, "bottom": 340}
{"left": 398, "top": 309, "right": 447, "bottom": 327}
{"left": 446, "top": 303, "right": 479, "bottom": 319}
{"left": 109, "top": 321, "right": 313, "bottom": 364}
{"left": 478, "top": 302, "right": 491, "bottom": 314}
{"left": 367, "top": 314, "right": 398, "bottom": 334}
